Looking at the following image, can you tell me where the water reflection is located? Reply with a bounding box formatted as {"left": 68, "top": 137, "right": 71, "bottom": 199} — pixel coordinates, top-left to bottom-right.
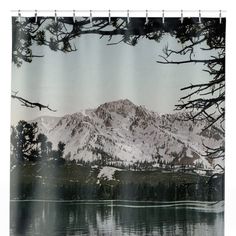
{"left": 10, "top": 200, "right": 224, "bottom": 236}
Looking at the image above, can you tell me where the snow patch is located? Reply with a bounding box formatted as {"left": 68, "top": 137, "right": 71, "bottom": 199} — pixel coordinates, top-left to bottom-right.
{"left": 97, "top": 166, "right": 121, "bottom": 181}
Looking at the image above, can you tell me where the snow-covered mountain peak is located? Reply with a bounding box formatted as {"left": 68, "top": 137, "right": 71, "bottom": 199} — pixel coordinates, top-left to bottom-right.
{"left": 28, "top": 99, "right": 224, "bottom": 171}
{"left": 96, "top": 99, "right": 137, "bottom": 117}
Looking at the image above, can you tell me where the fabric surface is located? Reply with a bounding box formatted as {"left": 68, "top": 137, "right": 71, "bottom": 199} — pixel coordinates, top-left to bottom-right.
{"left": 10, "top": 16, "right": 225, "bottom": 235}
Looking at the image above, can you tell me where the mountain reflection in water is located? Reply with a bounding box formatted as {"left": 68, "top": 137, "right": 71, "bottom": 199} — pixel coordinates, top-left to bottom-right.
{"left": 10, "top": 200, "right": 224, "bottom": 236}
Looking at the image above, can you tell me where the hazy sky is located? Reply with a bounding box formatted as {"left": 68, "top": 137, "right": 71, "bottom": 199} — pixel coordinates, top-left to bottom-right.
{"left": 11, "top": 27, "right": 211, "bottom": 124}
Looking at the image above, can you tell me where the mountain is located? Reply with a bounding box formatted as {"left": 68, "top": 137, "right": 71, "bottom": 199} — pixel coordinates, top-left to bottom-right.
{"left": 31, "top": 99, "right": 224, "bottom": 170}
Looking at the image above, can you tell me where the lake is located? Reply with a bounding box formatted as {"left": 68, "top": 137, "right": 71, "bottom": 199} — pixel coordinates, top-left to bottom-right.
{"left": 10, "top": 200, "right": 224, "bottom": 236}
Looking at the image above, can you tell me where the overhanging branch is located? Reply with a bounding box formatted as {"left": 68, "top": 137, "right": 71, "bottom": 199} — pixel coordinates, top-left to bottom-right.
{"left": 11, "top": 92, "right": 56, "bottom": 112}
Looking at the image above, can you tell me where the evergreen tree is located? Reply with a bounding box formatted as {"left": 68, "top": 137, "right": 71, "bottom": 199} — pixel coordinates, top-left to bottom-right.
{"left": 58, "top": 141, "right": 65, "bottom": 158}
{"left": 10, "top": 120, "right": 66, "bottom": 163}
{"left": 37, "top": 133, "right": 48, "bottom": 159}
{"left": 10, "top": 121, "right": 38, "bottom": 162}
{"left": 46, "top": 141, "right": 53, "bottom": 157}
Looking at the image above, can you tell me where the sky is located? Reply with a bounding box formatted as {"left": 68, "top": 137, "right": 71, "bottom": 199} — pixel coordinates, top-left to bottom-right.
{"left": 11, "top": 23, "right": 211, "bottom": 124}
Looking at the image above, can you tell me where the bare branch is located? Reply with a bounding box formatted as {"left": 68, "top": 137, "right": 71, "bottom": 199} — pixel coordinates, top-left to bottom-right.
{"left": 11, "top": 94, "right": 57, "bottom": 112}
{"left": 156, "top": 58, "right": 223, "bottom": 65}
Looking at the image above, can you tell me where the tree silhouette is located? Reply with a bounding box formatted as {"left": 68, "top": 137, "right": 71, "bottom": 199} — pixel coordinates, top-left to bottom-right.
{"left": 12, "top": 16, "right": 225, "bottom": 158}
{"left": 11, "top": 121, "right": 39, "bottom": 161}
{"left": 37, "top": 133, "right": 48, "bottom": 159}
{"left": 46, "top": 141, "right": 53, "bottom": 156}
{"left": 155, "top": 18, "right": 225, "bottom": 159}
{"left": 11, "top": 120, "right": 66, "bottom": 162}
{"left": 57, "top": 141, "right": 66, "bottom": 159}
{"left": 48, "top": 141, "right": 66, "bottom": 165}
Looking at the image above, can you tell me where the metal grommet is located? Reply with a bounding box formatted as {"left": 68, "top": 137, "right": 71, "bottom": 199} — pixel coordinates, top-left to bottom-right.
{"left": 73, "top": 10, "right": 76, "bottom": 23}
{"left": 90, "top": 10, "right": 93, "bottom": 26}
{"left": 127, "top": 10, "right": 130, "bottom": 24}
{"left": 108, "top": 9, "right": 111, "bottom": 24}
{"left": 35, "top": 10, "right": 38, "bottom": 23}
{"left": 145, "top": 10, "right": 148, "bottom": 24}
{"left": 181, "top": 10, "right": 183, "bottom": 24}
{"left": 199, "top": 10, "right": 201, "bottom": 23}
{"left": 219, "top": 10, "right": 222, "bottom": 24}
{"left": 18, "top": 10, "right": 21, "bottom": 22}
{"left": 162, "top": 10, "right": 165, "bottom": 24}
{"left": 54, "top": 10, "right": 57, "bottom": 23}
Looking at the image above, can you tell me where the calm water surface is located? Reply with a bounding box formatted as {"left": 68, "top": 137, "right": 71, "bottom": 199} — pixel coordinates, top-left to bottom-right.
{"left": 10, "top": 200, "right": 224, "bottom": 236}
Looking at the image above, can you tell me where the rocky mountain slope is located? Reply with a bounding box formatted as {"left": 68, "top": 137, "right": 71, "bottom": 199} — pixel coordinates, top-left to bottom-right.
{"left": 31, "top": 99, "right": 224, "bottom": 170}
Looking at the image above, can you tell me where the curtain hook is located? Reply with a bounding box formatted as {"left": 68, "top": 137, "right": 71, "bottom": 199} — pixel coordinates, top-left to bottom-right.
{"left": 54, "top": 10, "right": 57, "bottom": 23}
{"left": 145, "top": 10, "right": 148, "bottom": 24}
{"left": 219, "top": 10, "right": 222, "bottom": 24}
{"left": 198, "top": 10, "right": 201, "bottom": 23}
{"left": 73, "top": 10, "right": 76, "bottom": 23}
{"left": 90, "top": 10, "right": 93, "bottom": 26}
{"left": 127, "top": 10, "right": 130, "bottom": 24}
{"left": 35, "top": 10, "right": 38, "bottom": 23}
{"left": 18, "top": 10, "right": 21, "bottom": 22}
{"left": 181, "top": 10, "right": 183, "bottom": 24}
{"left": 162, "top": 10, "right": 165, "bottom": 24}
{"left": 108, "top": 9, "right": 111, "bottom": 24}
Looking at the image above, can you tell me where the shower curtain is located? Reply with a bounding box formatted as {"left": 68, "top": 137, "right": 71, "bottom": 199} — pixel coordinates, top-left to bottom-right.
{"left": 10, "top": 15, "right": 225, "bottom": 235}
